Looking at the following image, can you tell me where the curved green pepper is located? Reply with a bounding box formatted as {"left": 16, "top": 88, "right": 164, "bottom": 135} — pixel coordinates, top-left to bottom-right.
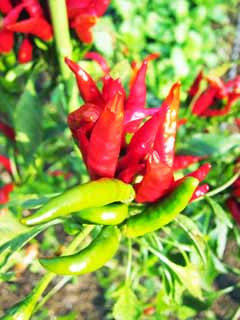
{"left": 21, "top": 179, "right": 135, "bottom": 226}
{"left": 73, "top": 203, "right": 129, "bottom": 225}
{"left": 39, "top": 226, "right": 120, "bottom": 275}
{"left": 122, "top": 177, "right": 199, "bottom": 238}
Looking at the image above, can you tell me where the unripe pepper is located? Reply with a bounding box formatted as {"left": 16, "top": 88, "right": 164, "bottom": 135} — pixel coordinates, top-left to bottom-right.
{"left": 21, "top": 179, "right": 135, "bottom": 226}
{"left": 122, "top": 177, "right": 199, "bottom": 238}
{"left": 73, "top": 203, "right": 128, "bottom": 225}
{"left": 40, "top": 226, "right": 120, "bottom": 275}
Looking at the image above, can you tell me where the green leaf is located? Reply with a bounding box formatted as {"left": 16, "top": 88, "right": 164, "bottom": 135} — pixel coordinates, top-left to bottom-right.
{"left": 181, "top": 133, "right": 240, "bottom": 156}
{"left": 206, "top": 198, "right": 232, "bottom": 228}
{"left": 0, "top": 219, "right": 60, "bottom": 271}
{"left": 176, "top": 214, "right": 207, "bottom": 264}
{"left": 113, "top": 284, "right": 141, "bottom": 320}
{"left": 14, "top": 74, "right": 43, "bottom": 162}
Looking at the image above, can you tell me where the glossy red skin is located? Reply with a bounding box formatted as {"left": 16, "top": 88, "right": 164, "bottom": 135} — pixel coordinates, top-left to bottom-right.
{"left": 135, "top": 151, "right": 173, "bottom": 203}
{"left": 18, "top": 38, "right": 33, "bottom": 64}
{"left": 118, "top": 108, "right": 165, "bottom": 171}
{"left": 102, "top": 76, "right": 125, "bottom": 103}
{"left": 65, "top": 57, "right": 104, "bottom": 106}
{"left": 0, "top": 0, "right": 12, "bottom": 14}
{"left": 66, "top": 0, "right": 110, "bottom": 18}
{"left": 22, "top": 0, "right": 44, "bottom": 17}
{"left": 226, "top": 198, "right": 240, "bottom": 225}
{"left": 0, "top": 183, "right": 14, "bottom": 204}
{"left": 0, "top": 30, "right": 14, "bottom": 53}
{"left": 190, "top": 184, "right": 209, "bottom": 201}
{"left": 0, "top": 155, "right": 12, "bottom": 173}
{"left": 71, "top": 14, "right": 96, "bottom": 43}
{"left": 188, "top": 70, "right": 203, "bottom": 97}
{"left": 173, "top": 155, "right": 205, "bottom": 171}
{"left": 7, "top": 16, "right": 53, "bottom": 41}
{"left": 87, "top": 92, "right": 124, "bottom": 178}
{"left": 192, "top": 86, "right": 218, "bottom": 116}
{"left": 154, "top": 82, "right": 181, "bottom": 168}
{"left": 85, "top": 51, "right": 110, "bottom": 74}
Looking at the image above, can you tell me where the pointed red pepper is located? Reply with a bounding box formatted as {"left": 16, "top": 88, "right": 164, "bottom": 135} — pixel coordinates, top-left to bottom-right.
{"left": 191, "top": 86, "right": 218, "bottom": 116}
{"left": 190, "top": 184, "right": 209, "bottom": 201}
{"left": 22, "top": 0, "right": 44, "bottom": 18}
{"left": 0, "top": 120, "right": 15, "bottom": 141}
{"left": 173, "top": 155, "right": 206, "bottom": 171}
{"left": 226, "top": 198, "right": 240, "bottom": 225}
{"left": 0, "top": 30, "right": 14, "bottom": 53}
{"left": 0, "top": 183, "right": 14, "bottom": 205}
{"left": 7, "top": 17, "right": 53, "bottom": 41}
{"left": 188, "top": 70, "right": 203, "bottom": 97}
{"left": 18, "top": 37, "right": 33, "bottom": 64}
{"left": 135, "top": 151, "right": 173, "bottom": 203}
{"left": 0, "top": 155, "right": 12, "bottom": 173}
{"left": 71, "top": 14, "right": 97, "bottom": 43}
{"left": 65, "top": 57, "right": 104, "bottom": 106}
{"left": 154, "top": 81, "right": 181, "bottom": 168}
{"left": 102, "top": 76, "right": 125, "bottom": 103}
{"left": 87, "top": 91, "right": 124, "bottom": 178}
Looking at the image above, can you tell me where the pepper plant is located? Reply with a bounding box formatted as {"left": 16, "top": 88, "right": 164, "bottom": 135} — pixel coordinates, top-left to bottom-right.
{"left": 0, "top": 1, "right": 239, "bottom": 319}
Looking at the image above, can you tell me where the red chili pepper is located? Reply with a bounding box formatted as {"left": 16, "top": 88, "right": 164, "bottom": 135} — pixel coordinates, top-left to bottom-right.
{"left": 71, "top": 14, "right": 97, "bottom": 43}
{"left": 205, "top": 75, "right": 227, "bottom": 99}
{"left": 226, "top": 197, "right": 240, "bottom": 225}
{"left": 233, "top": 188, "right": 240, "bottom": 199}
{"left": 118, "top": 106, "right": 166, "bottom": 171}
{"left": 117, "top": 163, "right": 144, "bottom": 184}
{"left": 185, "top": 163, "right": 212, "bottom": 181}
{"left": 84, "top": 51, "right": 110, "bottom": 74}
{"left": 190, "top": 183, "right": 209, "bottom": 201}
{"left": 65, "top": 57, "right": 104, "bottom": 106}
{"left": 173, "top": 155, "right": 205, "bottom": 171}
{"left": 0, "top": 120, "right": 15, "bottom": 141}
{"left": 191, "top": 86, "right": 218, "bottom": 116}
{"left": 87, "top": 91, "right": 124, "bottom": 178}
{"left": 124, "top": 55, "right": 159, "bottom": 125}
{"left": 7, "top": 17, "right": 53, "bottom": 41}
{"left": 0, "top": 30, "right": 14, "bottom": 53}
{"left": 66, "top": 0, "right": 110, "bottom": 18}
{"left": 0, "top": 183, "right": 14, "bottom": 205}
{"left": 3, "top": 3, "right": 24, "bottom": 27}
{"left": 135, "top": 151, "right": 173, "bottom": 203}
{"left": 22, "top": 0, "right": 44, "bottom": 17}
{"left": 154, "top": 81, "right": 181, "bottom": 168}
{"left": 18, "top": 37, "right": 33, "bottom": 64}
{"left": 0, "top": 155, "right": 12, "bottom": 173}
{"left": 102, "top": 76, "right": 125, "bottom": 103}
{"left": 188, "top": 70, "right": 203, "bottom": 97}
{"left": 0, "top": 0, "right": 12, "bottom": 14}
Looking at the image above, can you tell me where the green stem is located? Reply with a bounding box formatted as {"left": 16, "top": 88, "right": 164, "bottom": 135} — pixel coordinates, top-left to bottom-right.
{"left": 125, "top": 239, "right": 132, "bottom": 283}
{"left": 193, "top": 170, "right": 240, "bottom": 203}
{"left": 48, "top": 0, "right": 72, "bottom": 81}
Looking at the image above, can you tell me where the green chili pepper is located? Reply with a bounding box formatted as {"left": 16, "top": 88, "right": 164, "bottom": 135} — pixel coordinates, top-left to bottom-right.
{"left": 21, "top": 179, "right": 135, "bottom": 226}
{"left": 73, "top": 203, "right": 129, "bottom": 225}
{"left": 122, "top": 177, "right": 199, "bottom": 238}
{"left": 39, "top": 226, "right": 120, "bottom": 275}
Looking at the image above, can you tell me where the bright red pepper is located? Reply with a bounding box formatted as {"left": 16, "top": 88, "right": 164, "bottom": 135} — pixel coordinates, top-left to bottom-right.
{"left": 0, "top": 154, "right": 12, "bottom": 173}
{"left": 0, "top": 183, "right": 14, "bottom": 205}
{"left": 226, "top": 198, "right": 240, "bottom": 225}
{"left": 70, "top": 14, "right": 97, "bottom": 43}
{"left": 22, "top": 0, "right": 44, "bottom": 18}
{"left": 0, "top": 0, "right": 12, "bottom": 14}
{"left": 18, "top": 37, "right": 33, "bottom": 64}
{"left": 135, "top": 151, "right": 173, "bottom": 203}
{"left": 190, "top": 183, "right": 209, "bottom": 201}
{"left": 0, "top": 30, "right": 14, "bottom": 53}
{"left": 7, "top": 16, "right": 53, "bottom": 41}
{"left": 65, "top": 57, "right": 104, "bottom": 106}
{"left": 87, "top": 91, "right": 124, "bottom": 178}
{"left": 0, "top": 120, "right": 15, "bottom": 140}
{"left": 173, "top": 155, "right": 205, "bottom": 171}
{"left": 188, "top": 70, "right": 203, "bottom": 97}
{"left": 191, "top": 86, "right": 218, "bottom": 116}
{"left": 154, "top": 81, "right": 181, "bottom": 168}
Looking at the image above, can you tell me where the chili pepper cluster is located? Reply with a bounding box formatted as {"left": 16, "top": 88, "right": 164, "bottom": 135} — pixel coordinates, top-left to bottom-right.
{"left": 66, "top": 56, "right": 211, "bottom": 204}
{"left": 0, "top": 0, "right": 53, "bottom": 63}
{"left": 188, "top": 71, "right": 240, "bottom": 117}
